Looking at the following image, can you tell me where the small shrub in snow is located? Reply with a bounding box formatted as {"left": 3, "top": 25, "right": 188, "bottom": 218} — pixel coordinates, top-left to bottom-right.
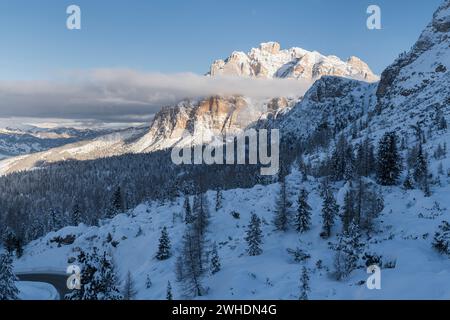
{"left": 433, "top": 221, "right": 450, "bottom": 256}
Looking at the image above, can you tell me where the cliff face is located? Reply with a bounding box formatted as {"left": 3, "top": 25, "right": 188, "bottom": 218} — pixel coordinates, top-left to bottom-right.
{"left": 208, "top": 41, "right": 379, "bottom": 82}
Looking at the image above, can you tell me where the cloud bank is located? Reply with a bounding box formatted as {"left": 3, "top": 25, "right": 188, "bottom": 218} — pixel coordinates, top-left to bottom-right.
{"left": 0, "top": 70, "right": 311, "bottom": 122}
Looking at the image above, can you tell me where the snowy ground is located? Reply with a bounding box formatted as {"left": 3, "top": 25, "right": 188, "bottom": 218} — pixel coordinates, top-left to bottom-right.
{"left": 17, "top": 281, "right": 59, "bottom": 300}
{"left": 14, "top": 164, "right": 450, "bottom": 300}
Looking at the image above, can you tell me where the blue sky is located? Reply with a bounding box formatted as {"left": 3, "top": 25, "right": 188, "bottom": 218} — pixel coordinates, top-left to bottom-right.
{"left": 0, "top": 0, "right": 443, "bottom": 80}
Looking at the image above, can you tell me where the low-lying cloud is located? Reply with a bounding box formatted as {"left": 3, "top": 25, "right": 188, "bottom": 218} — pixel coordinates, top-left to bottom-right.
{"left": 0, "top": 69, "right": 311, "bottom": 122}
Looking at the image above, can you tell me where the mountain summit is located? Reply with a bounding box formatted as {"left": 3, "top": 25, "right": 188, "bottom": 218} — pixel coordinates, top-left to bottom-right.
{"left": 208, "top": 41, "right": 379, "bottom": 82}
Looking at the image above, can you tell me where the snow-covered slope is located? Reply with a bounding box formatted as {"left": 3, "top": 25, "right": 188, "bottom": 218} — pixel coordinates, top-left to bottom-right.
{"left": 0, "top": 127, "right": 112, "bottom": 160}
{"left": 279, "top": 76, "right": 378, "bottom": 140}
{"left": 0, "top": 126, "right": 149, "bottom": 174}
{"left": 14, "top": 167, "right": 450, "bottom": 299}
{"left": 208, "top": 42, "right": 379, "bottom": 83}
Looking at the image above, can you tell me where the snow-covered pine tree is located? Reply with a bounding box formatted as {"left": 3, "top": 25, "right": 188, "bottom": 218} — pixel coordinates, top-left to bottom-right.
{"left": 0, "top": 253, "right": 19, "bottom": 300}
{"left": 122, "top": 270, "right": 137, "bottom": 300}
{"left": 72, "top": 203, "right": 82, "bottom": 226}
{"left": 403, "top": 171, "right": 414, "bottom": 190}
{"left": 156, "top": 226, "right": 171, "bottom": 260}
{"left": 330, "top": 135, "right": 354, "bottom": 181}
{"left": 432, "top": 221, "right": 450, "bottom": 255}
{"left": 210, "top": 242, "right": 221, "bottom": 274}
{"left": 96, "top": 251, "right": 123, "bottom": 300}
{"left": 184, "top": 196, "right": 194, "bottom": 224}
{"left": 2, "top": 228, "right": 17, "bottom": 255}
{"left": 356, "top": 138, "right": 376, "bottom": 177}
{"left": 215, "top": 188, "right": 223, "bottom": 211}
{"left": 334, "top": 221, "right": 363, "bottom": 280}
{"left": 414, "top": 144, "right": 431, "bottom": 196}
{"left": 376, "top": 132, "right": 402, "bottom": 185}
{"left": 166, "top": 281, "right": 173, "bottom": 300}
{"left": 320, "top": 187, "right": 339, "bottom": 239}
{"left": 65, "top": 248, "right": 122, "bottom": 300}
{"left": 111, "top": 186, "right": 124, "bottom": 216}
{"left": 145, "top": 274, "right": 152, "bottom": 289}
{"left": 299, "top": 266, "right": 310, "bottom": 300}
{"left": 295, "top": 189, "right": 312, "bottom": 233}
{"left": 245, "top": 214, "right": 263, "bottom": 256}
{"left": 273, "top": 180, "right": 288, "bottom": 231}
{"left": 341, "top": 189, "right": 355, "bottom": 233}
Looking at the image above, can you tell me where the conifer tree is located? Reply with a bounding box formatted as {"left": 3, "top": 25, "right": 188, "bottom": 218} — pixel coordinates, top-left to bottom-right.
{"left": 215, "top": 188, "right": 223, "bottom": 211}
{"left": 145, "top": 275, "right": 152, "bottom": 289}
{"left": 166, "top": 281, "right": 173, "bottom": 300}
{"left": 245, "top": 214, "right": 263, "bottom": 256}
{"left": 341, "top": 190, "right": 355, "bottom": 233}
{"left": 0, "top": 253, "right": 19, "bottom": 300}
{"left": 65, "top": 248, "right": 122, "bottom": 300}
{"left": 295, "top": 189, "right": 312, "bottom": 233}
{"left": 72, "top": 203, "right": 82, "bottom": 226}
{"left": 210, "top": 243, "right": 221, "bottom": 274}
{"left": 334, "top": 221, "right": 362, "bottom": 280}
{"left": 156, "top": 227, "right": 171, "bottom": 260}
{"left": 299, "top": 266, "right": 310, "bottom": 300}
{"left": 122, "top": 270, "right": 137, "bottom": 300}
{"left": 376, "top": 132, "right": 402, "bottom": 185}
{"left": 184, "top": 197, "right": 194, "bottom": 224}
{"left": 414, "top": 144, "right": 430, "bottom": 196}
{"left": 112, "top": 186, "right": 124, "bottom": 215}
{"left": 433, "top": 221, "right": 450, "bottom": 255}
{"left": 273, "top": 180, "right": 288, "bottom": 231}
{"left": 321, "top": 187, "right": 339, "bottom": 239}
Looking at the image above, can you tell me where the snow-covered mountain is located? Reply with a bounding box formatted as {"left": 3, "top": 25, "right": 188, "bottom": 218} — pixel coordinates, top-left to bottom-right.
{"left": 0, "top": 126, "right": 114, "bottom": 160}
{"left": 0, "top": 43, "right": 378, "bottom": 174}
{"left": 4, "top": 0, "right": 450, "bottom": 301}
{"left": 208, "top": 41, "right": 379, "bottom": 83}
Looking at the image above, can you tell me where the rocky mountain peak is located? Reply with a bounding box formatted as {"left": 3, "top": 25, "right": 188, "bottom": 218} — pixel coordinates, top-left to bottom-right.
{"left": 208, "top": 42, "right": 379, "bottom": 82}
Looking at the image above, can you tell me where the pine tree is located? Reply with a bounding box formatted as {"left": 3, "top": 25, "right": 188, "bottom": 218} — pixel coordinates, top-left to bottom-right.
{"left": 0, "top": 253, "right": 19, "bottom": 300}
{"left": 432, "top": 221, "right": 450, "bottom": 255}
{"left": 166, "top": 281, "right": 173, "bottom": 300}
{"left": 321, "top": 187, "right": 339, "bottom": 239}
{"left": 193, "top": 193, "right": 209, "bottom": 237}
{"left": 295, "top": 189, "right": 312, "bottom": 233}
{"left": 95, "top": 252, "right": 123, "bottom": 300}
{"left": 184, "top": 197, "right": 194, "bottom": 224}
{"left": 376, "top": 132, "right": 402, "bottom": 185}
{"left": 111, "top": 186, "right": 124, "bottom": 216}
{"left": 145, "top": 275, "right": 152, "bottom": 289}
{"left": 14, "top": 237, "right": 23, "bottom": 258}
{"left": 299, "top": 266, "right": 310, "bottom": 300}
{"left": 178, "top": 228, "right": 205, "bottom": 297}
{"left": 245, "top": 214, "right": 263, "bottom": 256}
{"left": 403, "top": 172, "right": 414, "bottom": 190}
{"left": 122, "top": 270, "right": 137, "bottom": 300}
{"left": 273, "top": 181, "right": 288, "bottom": 231}
{"left": 341, "top": 189, "right": 355, "bottom": 233}
{"left": 65, "top": 248, "right": 122, "bottom": 300}
{"left": 215, "top": 188, "right": 223, "bottom": 211}
{"left": 156, "top": 227, "right": 171, "bottom": 260}
{"left": 414, "top": 144, "right": 430, "bottom": 196}
{"left": 334, "top": 221, "right": 363, "bottom": 280}
{"left": 210, "top": 243, "right": 221, "bottom": 274}
{"left": 3, "top": 228, "right": 17, "bottom": 255}
{"left": 72, "top": 203, "right": 82, "bottom": 226}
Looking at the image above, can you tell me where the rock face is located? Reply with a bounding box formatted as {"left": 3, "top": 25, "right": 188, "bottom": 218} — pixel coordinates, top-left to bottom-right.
{"left": 208, "top": 41, "right": 379, "bottom": 82}
{"left": 376, "top": 0, "right": 450, "bottom": 110}
{"left": 279, "top": 76, "right": 378, "bottom": 139}
{"left": 279, "top": 1, "right": 450, "bottom": 144}
{"left": 131, "top": 96, "right": 292, "bottom": 152}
